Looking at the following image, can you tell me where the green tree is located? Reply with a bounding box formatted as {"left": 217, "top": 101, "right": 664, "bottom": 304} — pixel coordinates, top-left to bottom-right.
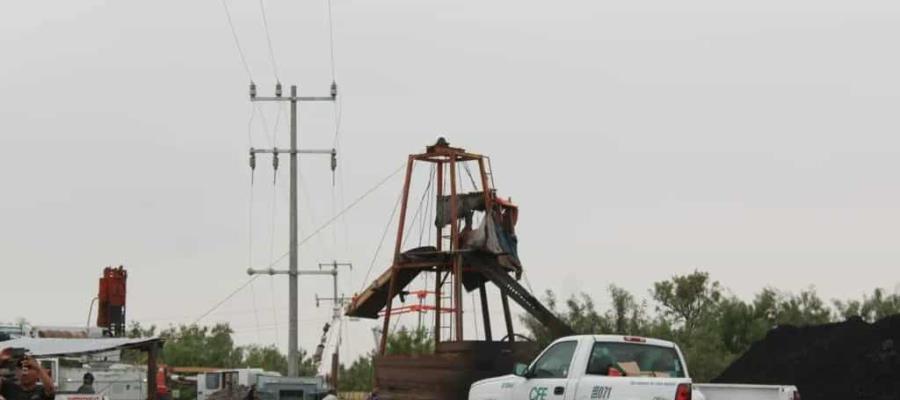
{"left": 242, "top": 345, "right": 288, "bottom": 375}
{"left": 519, "top": 290, "right": 560, "bottom": 347}
{"left": 519, "top": 290, "right": 613, "bottom": 348}
{"left": 835, "top": 288, "right": 900, "bottom": 322}
{"left": 652, "top": 270, "right": 722, "bottom": 334}
{"left": 159, "top": 324, "right": 243, "bottom": 368}
{"left": 127, "top": 321, "right": 157, "bottom": 338}
{"left": 607, "top": 285, "right": 648, "bottom": 335}
{"left": 754, "top": 287, "right": 831, "bottom": 326}
{"left": 339, "top": 354, "right": 374, "bottom": 392}
{"left": 713, "top": 296, "right": 768, "bottom": 355}
{"left": 386, "top": 327, "right": 433, "bottom": 356}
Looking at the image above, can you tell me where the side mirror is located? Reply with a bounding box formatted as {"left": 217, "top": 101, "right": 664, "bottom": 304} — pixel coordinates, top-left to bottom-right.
{"left": 513, "top": 363, "right": 529, "bottom": 378}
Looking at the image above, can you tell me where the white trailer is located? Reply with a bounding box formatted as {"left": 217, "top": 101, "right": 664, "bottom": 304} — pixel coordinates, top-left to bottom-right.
{"left": 38, "top": 358, "right": 148, "bottom": 400}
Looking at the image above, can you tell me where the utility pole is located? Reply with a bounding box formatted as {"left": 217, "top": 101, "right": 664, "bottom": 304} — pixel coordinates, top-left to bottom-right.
{"left": 314, "top": 261, "right": 353, "bottom": 319}
{"left": 313, "top": 261, "right": 352, "bottom": 390}
{"left": 248, "top": 81, "right": 337, "bottom": 377}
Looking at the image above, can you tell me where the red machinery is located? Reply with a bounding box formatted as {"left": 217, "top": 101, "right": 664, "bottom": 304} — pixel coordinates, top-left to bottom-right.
{"left": 97, "top": 266, "right": 127, "bottom": 337}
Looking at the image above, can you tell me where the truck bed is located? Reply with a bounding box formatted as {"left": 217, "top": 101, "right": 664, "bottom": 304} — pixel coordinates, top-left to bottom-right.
{"left": 695, "top": 383, "right": 800, "bottom": 400}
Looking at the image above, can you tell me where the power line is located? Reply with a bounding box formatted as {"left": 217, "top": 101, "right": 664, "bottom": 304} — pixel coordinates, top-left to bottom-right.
{"left": 325, "top": 0, "right": 338, "bottom": 82}
{"left": 248, "top": 168, "right": 261, "bottom": 340}
{"left": 360, "top": 190, "right": 403, "bottom": 292}
{"left": 193, "top": 276, "right": 261, "bottom": 325}
{"left": 218, "top": 0, "right": 253, "bottom": 80}
{"left": 267, "top": 163, "right": 406, "bottom": 269}
{"left": 258, "top": 0, "right": 281, "bottom": 80}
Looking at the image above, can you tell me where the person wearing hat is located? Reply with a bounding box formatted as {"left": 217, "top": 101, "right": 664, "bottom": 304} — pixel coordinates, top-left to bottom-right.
{"left": 76, "top": 373, "right": 95, "bottom": 394}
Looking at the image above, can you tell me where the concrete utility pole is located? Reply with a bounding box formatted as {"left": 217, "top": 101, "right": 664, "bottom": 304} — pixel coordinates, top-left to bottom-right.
{"left": 312, "top": 261, "right": 352, "bottom": 390}
{"left": 314, "top": 261, "right": 353, "bottom": 319}
{"left": 248, "top": 82, "right": 337, "bottom": 377}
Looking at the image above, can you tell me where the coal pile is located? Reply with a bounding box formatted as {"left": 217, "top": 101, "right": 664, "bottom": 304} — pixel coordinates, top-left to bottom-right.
{"left": 714, "top": 315, "right": 900, "bottom": 400}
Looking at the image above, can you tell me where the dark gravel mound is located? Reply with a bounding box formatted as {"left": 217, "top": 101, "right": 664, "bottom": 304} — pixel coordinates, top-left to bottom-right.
{"left": 714, "top": 315, "right": 900, "bottom": 400}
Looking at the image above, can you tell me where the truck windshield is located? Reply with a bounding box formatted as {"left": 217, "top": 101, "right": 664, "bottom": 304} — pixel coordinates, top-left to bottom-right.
{"left": 586, "top": 342, "right": 685, "bottom": 378}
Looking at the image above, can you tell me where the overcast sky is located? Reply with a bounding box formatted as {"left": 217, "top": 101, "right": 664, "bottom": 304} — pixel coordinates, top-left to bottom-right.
{"left": 3, "top": 0, "right": 900, "bottom": 364}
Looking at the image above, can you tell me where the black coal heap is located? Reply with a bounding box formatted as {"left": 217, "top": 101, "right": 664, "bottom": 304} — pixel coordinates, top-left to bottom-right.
{"left": 714, "top": 315, "right": 900, "bottom": 400}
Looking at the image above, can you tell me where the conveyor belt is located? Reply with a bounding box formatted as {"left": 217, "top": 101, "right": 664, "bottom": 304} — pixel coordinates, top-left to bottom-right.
{"left": 470, "top": 260, "right": 574, "bottom": 338}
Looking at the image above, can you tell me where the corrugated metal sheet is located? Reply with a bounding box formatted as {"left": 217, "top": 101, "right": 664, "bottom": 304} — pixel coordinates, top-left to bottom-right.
{"left": 0, "top": 337, "right": 161, "bottom": 356}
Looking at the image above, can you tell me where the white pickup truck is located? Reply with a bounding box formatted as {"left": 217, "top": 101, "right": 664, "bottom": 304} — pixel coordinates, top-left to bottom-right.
{"left": 468, "top": 335, "right": 799, "bottom": 400}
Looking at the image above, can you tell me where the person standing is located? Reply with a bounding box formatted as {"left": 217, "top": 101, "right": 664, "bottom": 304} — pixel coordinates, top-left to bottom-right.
{"left": 76, "top": 373, "right": 95, "bottom": 394}
{"left": 0, "top": 352, "right": 56, "bottom": 400}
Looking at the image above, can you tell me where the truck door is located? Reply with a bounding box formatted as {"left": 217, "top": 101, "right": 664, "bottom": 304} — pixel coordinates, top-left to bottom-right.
{"left": 514, "top": 340, "right": 579, "bottom": 400}
{"left": 574, "top": 341, "right": 688, "bottom": 400}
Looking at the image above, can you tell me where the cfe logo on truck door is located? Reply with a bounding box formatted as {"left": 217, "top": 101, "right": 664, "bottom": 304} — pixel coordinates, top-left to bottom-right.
{"left": 529, "top": 386, "right": 549, "bottom": 400}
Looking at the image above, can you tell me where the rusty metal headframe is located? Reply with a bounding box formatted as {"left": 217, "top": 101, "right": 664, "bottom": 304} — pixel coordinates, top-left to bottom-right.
{"left": 378, "top": 138, "right": 497, "bottom": 355}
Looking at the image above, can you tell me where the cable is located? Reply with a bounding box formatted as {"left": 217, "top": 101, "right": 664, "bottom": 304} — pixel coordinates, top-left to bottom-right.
{"left": 193, "top": 276, "right": 261, "bottom": 325}
{"left": 270, "top": 276, "right": 280, "bottom": 344}
{"left": 298, "top": 172, "right": 328, "bottom": 251}
{"left": 418, "top": 166, "right": 435, "bottom": 247}
{"left": 247, "top": 103, "right": 257, "bottom": 149}
{"left": 249, "top": 279, "right": 262, "bottom": 341}
{"left": 425, "top": 169, "right": 435, "bottom": 245}
{"left": 254, "top": 104, "right": 277, "bottom": 148}
{"left": 258, "top": 0, "right": 281, "bottom": 80}
{"left": 218, "top": 0, "right": 253, "bottom": 80}
{"left": 402, "top": 167, "right": 434, "bottom": 248}
{"left": 463, "top": 163, "right": 479, "bottom": 192}
{"left": 248, "top": 160, "right": 256, "bottom": 271}
{"left": 326, "top": 0, "right": 337, "bottom": 82}
{"left": 268, "top": 163, "right": 406, "bottom": 269}
{"left": 360, "top": 190, "right": 403, "bottom": 292}
{"left": 248, "top": 165, "right": 261, "bottom": 341}
{"left": 268, "top": 169, "right": 281, "bottom": 268}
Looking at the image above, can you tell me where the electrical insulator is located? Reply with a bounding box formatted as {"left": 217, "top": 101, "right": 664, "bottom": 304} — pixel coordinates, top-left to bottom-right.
{"left": 272, "top": 151, "right": 280, "bottom": 184}
{"left": 249, "top": 150, "right": 256, "bottom": 170}
{"left": 249, "top": 82, "right": 257, "bottom": 99}
{"left": 330, "top": 81, "right": 338, "bottom": 99}
{"left": 276, "top": 82, "right": 282, "bottom": 97}
{"left": 330, "top": 150, "right": 337, "bottom": 172}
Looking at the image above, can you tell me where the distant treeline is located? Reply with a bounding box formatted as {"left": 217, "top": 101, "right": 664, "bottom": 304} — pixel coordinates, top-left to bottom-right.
{"left": 521, "top": 270, "right": 900, "bottom": 382}
{"left": 125, "top": 270, "right": 900, "bottom": 392}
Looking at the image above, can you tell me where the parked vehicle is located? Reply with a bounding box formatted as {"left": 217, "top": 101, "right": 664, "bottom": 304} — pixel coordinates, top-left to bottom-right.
{"left": 196, "top": 369, "right": 279, "bottom": 400}
{"left": 196, "top": 369, "right": 327, "bottom": 400}
{"left": 468, "top": 335, "right": 799, "bottom": 400}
